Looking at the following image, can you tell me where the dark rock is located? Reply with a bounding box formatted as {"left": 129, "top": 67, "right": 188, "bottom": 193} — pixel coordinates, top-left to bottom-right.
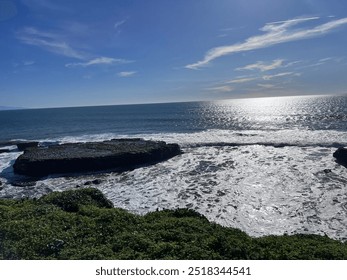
{"left": 13, "top": 139, "right": 181, "bottom": 177}
{"left": 0, "top": 141, "right": 14, "bottom": 148}
{"left": 273, "top": 143, "right": 286, "bottom": 148}
{"left": 17, "top": 141, "right": 39, "bottom": 151}
{"left": 324, "top": 169, "right": 332, "bottom": 174}
{"left": 84, "top": 179, "right": 103, "bottom": 186}
{"left": 0, "top": 149, "right": 10, "bottom": 154}
{"left": 92, "top": 179, "right": 102, "bottom": 185}
{"left": 11, "top": 180, "right": 37, "bottom": 187}
{"left": 333, "top": 147, "right": 347, "bottom": 166}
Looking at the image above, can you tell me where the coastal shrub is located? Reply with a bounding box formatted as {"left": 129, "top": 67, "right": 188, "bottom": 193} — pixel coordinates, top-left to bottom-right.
{"left": 40, "top": 188, "right": 113, "bottom": 212}
{"left": 0, "top": 188, "right": 346, "bottom": 260}
{"left": 145, "top": 208, "right": 209, "bottom": 220}
{"left": 250, "top": 234, "right": 347, "bottom": 260}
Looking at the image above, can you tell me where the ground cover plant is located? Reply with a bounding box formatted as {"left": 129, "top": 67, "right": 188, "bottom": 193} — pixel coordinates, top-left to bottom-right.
{"left": 0, "top": 188, "right": 346, "bottom": 260}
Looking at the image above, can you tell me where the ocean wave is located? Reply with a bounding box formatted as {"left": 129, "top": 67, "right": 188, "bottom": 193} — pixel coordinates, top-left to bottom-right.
{"left": 6, "top": 128, "right": 347, "bottom": 148}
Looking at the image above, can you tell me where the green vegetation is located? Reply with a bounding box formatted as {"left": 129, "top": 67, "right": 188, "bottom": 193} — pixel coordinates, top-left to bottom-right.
{"left": 0, "top": 188, "right": 346, "bottom": 260}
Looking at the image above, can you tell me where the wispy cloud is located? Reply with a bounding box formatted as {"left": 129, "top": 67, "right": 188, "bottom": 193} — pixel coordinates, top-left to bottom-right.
{"left": 220, "top": 26, "right": 246, "bottom": 32}
{"left": 285, "top": 60, "right": 303, "bottom": 67}
{"left": 114, "top": 20, "right": 126, "bottom": 31}
{"left": 222, "top": 70, "right": 300, "bottom": 88}
{"left": 295, "top": 56, "right": 344, "bottom": 70}
{"left": 319, "top": 57, "right": 333, "bottom": 62}
{"left": 218, "top": 26, "right": 246, "bottom": 38}
{"left": 205, "top": 68, "right": 301, "bottom": 96}
{"left": 266, "top": 16, "right": 320, "bottom": 25}
{"left": 17, "top": 27, "right": 86, "bottom": 59}
{"left": 23, "top": 60, "right": 35, "bottom": 66}
{"left": 257, "top": 83, "right": 276, "bottom": 89}
{"left": 206, "top": 85, "right": 234, "bottom": 93}
{"left": 66, "top": 57, "right": 132, "bottom": 68}
{"left": 262, "top": 72, "right": 299, "bottom": 80}
{"left": 226, "top": 77, "right": 257, "bottom": 84}
{"left": 12, "top": 60, "right": 36, "bottom": 68}
{"left": 186, "top": 16, "right": 347, "bottom": 69}
{"left": 318, "top": 56, "right": 345, "bottom": 63}
{"left": 17, "top": 26, "right": 134, "bottom": 70}
{"left": 117, "top": 71, "right": 137, "bottom": 77}
{"left": 237, "top": 59, "right": 284, "bottom": 72}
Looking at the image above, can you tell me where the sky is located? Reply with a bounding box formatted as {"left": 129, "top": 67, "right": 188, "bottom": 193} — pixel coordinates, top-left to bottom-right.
{"left": 1, "top": 0, "right": 347, "bottom": 108}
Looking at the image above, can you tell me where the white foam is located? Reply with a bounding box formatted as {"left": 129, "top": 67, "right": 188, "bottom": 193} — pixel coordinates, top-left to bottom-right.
{"left": 0, "top": 149, "right": 22, "bottom": 179}
{"left": 25, "top": 128, "right": 347, "bottom": 148}
{"left": 145, "top": 129, "right": 347, "bottom": 147}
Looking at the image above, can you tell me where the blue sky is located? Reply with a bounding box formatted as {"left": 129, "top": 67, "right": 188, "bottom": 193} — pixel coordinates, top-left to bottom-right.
{"left": 1, "top": 0, "right": 347, "bottom": 108}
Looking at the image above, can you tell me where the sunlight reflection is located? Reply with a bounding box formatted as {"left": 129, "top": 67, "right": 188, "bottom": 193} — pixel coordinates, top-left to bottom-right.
{"left": 202, "top": 95, "right": 334, "bottom": 130}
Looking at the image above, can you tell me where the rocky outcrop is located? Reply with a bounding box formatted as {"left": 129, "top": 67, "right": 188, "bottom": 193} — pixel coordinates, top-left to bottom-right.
{"left": 0, "top": 149, "right": 10, "bottom": 154}
{"left": 13, "top": 139, "right": 181, "bottom": 177}
{"left": 17, "top": 141, "right": 39, "bottom": 151}
{"left": 11, "top": 180, "right": 37, "bottom": 187}
{"left": 333, "top": 147, "right": 347, "bottom": 166}
{"left": 84, "top": 179, "right": 103, "bottom": 186}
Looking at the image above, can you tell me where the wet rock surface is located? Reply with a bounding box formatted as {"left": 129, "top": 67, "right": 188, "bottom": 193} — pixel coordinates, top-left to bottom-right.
{"left": 13, "top": 139, "right": 181, "bottom": 177}
{"left": 11, "top": 180, "right": 37, "bottom": 187}
{"left": 17, "top": 141, "right": 39, "bottom": 151}
{"left": 84, "top": 179, "right": 103, "bottom": 186}
{"left": 333, "top": 147, "right": 347, "bottom": 166}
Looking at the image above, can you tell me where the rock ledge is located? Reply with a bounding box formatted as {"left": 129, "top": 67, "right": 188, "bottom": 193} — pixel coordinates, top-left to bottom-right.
{"left": 13, "top": 139, "right": 181, "bottom": 177}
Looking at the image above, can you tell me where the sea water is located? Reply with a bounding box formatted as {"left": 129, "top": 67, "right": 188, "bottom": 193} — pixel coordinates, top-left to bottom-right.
{"left": 1, "top": 95, "right": 347, "bottom": 240}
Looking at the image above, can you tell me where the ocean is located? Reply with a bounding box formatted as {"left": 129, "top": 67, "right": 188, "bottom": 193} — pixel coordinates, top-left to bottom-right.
{"left": 1, "top": 95, "right": 347, "bottom": 240}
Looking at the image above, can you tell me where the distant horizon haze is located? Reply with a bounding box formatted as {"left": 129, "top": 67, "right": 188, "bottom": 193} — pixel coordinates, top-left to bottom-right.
{"left": 1, "top": 92, "right": 347, "bottom": 110}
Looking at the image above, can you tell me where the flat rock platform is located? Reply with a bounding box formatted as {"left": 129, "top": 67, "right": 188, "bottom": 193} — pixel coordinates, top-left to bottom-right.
{"left": 13, "top": 139, "right": 181, "bottom": 177}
